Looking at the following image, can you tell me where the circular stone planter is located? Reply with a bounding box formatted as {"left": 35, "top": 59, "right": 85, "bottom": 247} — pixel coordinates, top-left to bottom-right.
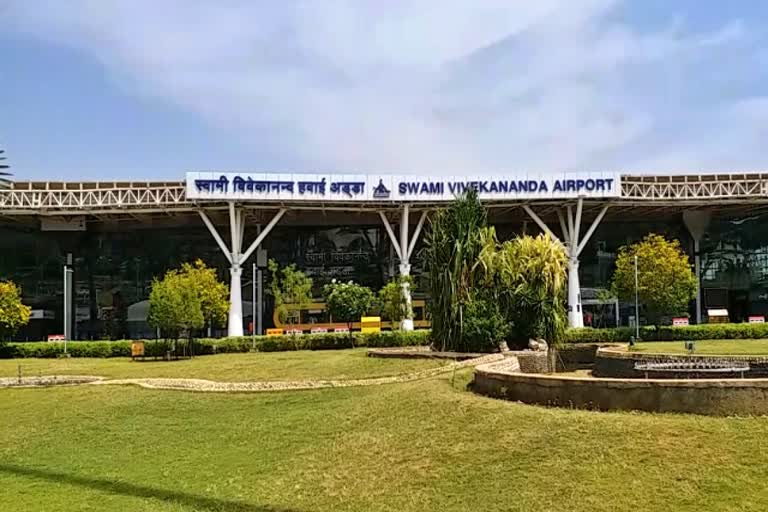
{"left": 472, "top": 359, "right": 768, "bottom": 416}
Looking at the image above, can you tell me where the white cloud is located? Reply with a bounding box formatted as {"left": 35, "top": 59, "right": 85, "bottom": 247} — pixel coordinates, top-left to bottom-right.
{"left": 4, "top": 0, "right": 757, "bottom": 173}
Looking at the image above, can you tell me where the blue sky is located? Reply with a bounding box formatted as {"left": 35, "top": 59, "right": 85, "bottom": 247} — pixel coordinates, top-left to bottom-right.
{"left": 2, "top": 1, "right": 768, "bottom": 181}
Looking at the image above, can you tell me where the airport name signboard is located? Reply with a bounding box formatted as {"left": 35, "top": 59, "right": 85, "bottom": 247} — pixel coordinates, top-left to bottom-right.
{"left": 186, "top": 172, "right": 621, "bottom": 202}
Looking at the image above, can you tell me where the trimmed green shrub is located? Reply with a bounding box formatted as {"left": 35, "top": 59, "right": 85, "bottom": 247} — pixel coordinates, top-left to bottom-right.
{"left": 564, "top": 323, "right": 768, "bottom": 343}
{"left": 0, "top": 330, "right": 431, "bottom": 359}
{"left": 0, "top": 341, "right": 133, "bottom": 358}
{"left": 7, "top": 325, "right": 768, "bottom": 358}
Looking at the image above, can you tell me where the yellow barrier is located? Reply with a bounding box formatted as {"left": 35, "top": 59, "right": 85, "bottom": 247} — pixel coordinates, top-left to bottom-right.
{"left": 266, "top": 328, "right": 284, "bottom": 336}
{"left": 360, "top": 316, "right": 381, "bottom": 334}
{"left": 131, "top": 341, "right": 145, "bottom": 358}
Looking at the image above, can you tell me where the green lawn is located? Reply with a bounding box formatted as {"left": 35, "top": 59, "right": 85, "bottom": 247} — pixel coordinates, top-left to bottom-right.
{"left": 633, "top": 339, "right": 768, "bottom": 355}
{"left": 2, "top": 370, "right": 768, "bottom": 511}
{"left": 0, "top": 349, "right": 444, "bottom": 381}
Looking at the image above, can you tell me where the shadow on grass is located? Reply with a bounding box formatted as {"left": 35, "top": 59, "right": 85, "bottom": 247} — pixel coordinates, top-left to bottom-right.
{"left": 0, "top": 463, "right": 301, "bottom": 512}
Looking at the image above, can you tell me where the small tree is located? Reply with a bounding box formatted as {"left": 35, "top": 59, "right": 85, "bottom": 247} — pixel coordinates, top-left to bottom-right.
{"left": 323, "top": 280, "right": 375, "bottom": 341}
{"left": 179, "top": 260, "right": 229, "bottom": 331}
{"left": 0, "top": 281, "right": 31, "bottom": 340}
{"left": 611, "top": 233, "right": 697, "bottom": 328}
{"left": 268, "top": 259, "right": 313, "bottom": 338}
{"left": 378, "top": 276, "right": 412, "bottom": 329}
{"left": 148, "top": 271, "right": 204, "bottom": 354}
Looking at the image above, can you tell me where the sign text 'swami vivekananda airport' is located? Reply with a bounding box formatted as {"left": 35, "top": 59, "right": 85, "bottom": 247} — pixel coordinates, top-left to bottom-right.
{"left": 186, "top": 172, "right": 621, "bottom": 202}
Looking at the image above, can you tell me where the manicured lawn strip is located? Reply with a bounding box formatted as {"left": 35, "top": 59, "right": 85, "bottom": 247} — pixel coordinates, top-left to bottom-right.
{"left": 2, "top": 374, "right": 768, "bottom": 511}
{"left": 0, "top": 349, "right": 445, "bottom": 381}
{"left": 633, "top": 339, "right": 768, "bottom": 355}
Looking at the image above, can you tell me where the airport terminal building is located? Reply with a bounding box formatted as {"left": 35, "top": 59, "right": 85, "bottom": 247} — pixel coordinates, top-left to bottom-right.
{"left": 1, "top": 171, "right": 767, "bottom": 340}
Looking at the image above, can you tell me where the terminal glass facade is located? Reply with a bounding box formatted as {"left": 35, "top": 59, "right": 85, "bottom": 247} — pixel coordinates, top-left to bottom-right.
{"left": 2, "top": 211, "right": 768, "bottom": 340}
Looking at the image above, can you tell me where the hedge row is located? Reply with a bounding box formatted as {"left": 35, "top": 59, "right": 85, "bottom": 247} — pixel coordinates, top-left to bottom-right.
{"left": 4, "top": 324, "right": 766, "bottom": 358}
{"left": 0, "top": 330, "right": 431, "bottom": 359}
{"left": 564, "top": 323, "right": 768, "bottom": 343}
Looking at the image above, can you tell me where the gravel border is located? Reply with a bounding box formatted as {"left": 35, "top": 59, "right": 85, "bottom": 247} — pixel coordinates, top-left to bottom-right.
{"left": 0, "top": 375, "right": 104, "bottom": 388}
{"left": 0, "top": 354, "right": 503, "bottom": 393}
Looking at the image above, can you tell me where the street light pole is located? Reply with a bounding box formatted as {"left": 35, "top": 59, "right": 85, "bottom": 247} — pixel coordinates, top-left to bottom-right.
{"left": 63, "top": 265, "right": 74, "bottom": 353}
{"left": 252, "top": 263, "right": 256, "bottom": 350}
{"left": 634, "top": 254, "right": 640, "bottom": 341}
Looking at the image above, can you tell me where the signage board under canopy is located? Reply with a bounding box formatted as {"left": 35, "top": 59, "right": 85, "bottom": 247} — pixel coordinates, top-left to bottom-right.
{"left": 186, "top": 172, "right": 621, "bottom": 202}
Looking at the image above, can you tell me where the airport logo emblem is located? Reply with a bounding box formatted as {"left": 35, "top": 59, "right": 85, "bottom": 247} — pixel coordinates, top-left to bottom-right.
{"left": 372, "top": 179, "right": 391, "bottom": 199}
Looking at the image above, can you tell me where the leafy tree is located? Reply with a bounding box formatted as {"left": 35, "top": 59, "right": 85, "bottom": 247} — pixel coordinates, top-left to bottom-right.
{"left": 179, "top": 260, "right": 229, "bottom": 329}
{"left": 0, "top": 281, "right": 31, "bottom": 339}
{"left": 323, "top": 280, "right": 375, "bottom": 337}
{"left": 148, "top": 270, "right": 204, "bottom": 349}
{"left": 611, "top": 233, "right": 697, "bottom": 328}
{"left": 268, "top": 259, "right": 313, "bottom": 334}
{"left": 378, "top": 276, "right": 412, "bottom": 329}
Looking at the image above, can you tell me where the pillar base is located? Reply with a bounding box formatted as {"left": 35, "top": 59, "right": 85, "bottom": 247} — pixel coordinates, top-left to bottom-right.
{"left": 567, "top": 258, "right": 584, "bottom": 329}
{"left": 228, "top": 265, "right": 244, "bottom": 338}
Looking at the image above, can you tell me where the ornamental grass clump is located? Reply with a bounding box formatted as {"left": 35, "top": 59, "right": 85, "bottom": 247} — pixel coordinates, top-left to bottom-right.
{"left": 424, "top": 191, "right": 567, "bottom": 353}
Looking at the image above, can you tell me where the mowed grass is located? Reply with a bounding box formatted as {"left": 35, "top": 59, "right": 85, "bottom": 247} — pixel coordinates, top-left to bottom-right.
{"left": 2, "top": 372, "right": 768, "bottom": 511}
{"left": 0, "top": 349, "right": 445, "bottom": 381}
{"left": 633, "top": 339, "right": 768, "bottom": 355}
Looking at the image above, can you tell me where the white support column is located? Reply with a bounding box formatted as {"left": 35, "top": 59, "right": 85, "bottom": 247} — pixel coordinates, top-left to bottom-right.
{"left": 227, "top": 202, "right": 244, "bottom": 337}
{"left": 379, "top": 212, "right": 402, "bottom": 260}
{"left": 241, "top": 209, "right": 286, "bottom": 263}
{"left": 524, "top": 201, "right": 609, "bottom": 329}
{"left": 683, "top": 211, "right": 711, "bottom": 324}
{"left": 228, "top": 264, "right": 244, "bottom": 337}
{"left": 407, "top": 211, "right": 428, "bottom": 259}
{"left": 567, "top": 258, "right": 582, "bottom": 328}
{"left": 399, "top": 205, "right": 413, "bottom": 330}
{"left": 557, "top": 211, "right": 569, "bottom": 243}
{"left": 380, "top": 206, "right": 428, "bottom": 331}
{"left": 198, "top": 212, "right": 233, "bottom": 264}
{"left": 199, "top": 206, "right": 286, "bottom": 337}
{"left": 522, "top": 205, "right": 564, "bottom": 248}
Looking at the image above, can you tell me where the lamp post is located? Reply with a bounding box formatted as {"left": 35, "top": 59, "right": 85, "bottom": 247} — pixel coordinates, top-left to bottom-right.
{"left": 634, "top": 254, "right": 640, "bottom": 341}
{"left": 63, "top": 265, "right": 74, "bottom": 353}
{"left": 252, "top": 263, "right": 256, "bottom": 350}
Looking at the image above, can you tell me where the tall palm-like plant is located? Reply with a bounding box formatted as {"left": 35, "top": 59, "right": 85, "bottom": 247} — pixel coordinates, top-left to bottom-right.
{"left": 422, "top": 190, "right": 486, "bottom": 351}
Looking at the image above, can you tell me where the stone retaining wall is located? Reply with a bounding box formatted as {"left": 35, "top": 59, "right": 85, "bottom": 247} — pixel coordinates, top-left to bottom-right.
{"left": 473, "top": 360, "right": 768, "bottom": 416}
{"left": 367, "top": 347, "right": 489, "bottom": 360}
{"left": 367, "top": 347, "right": 549, "bottom": 372}
{"left": 511, "top": 350, "right": 548, "bottom": 373}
